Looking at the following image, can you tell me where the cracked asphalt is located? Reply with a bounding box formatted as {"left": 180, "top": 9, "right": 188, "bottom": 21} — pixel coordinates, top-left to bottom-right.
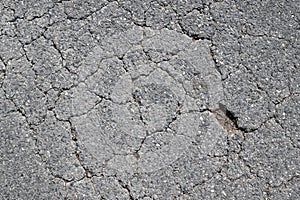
{"left": 0, "top": 0, "right": 299, "bottom": 199}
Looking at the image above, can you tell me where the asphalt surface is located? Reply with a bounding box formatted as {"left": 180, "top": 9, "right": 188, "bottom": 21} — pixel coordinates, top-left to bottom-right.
{"left": 0, "top": 0, "right": 299, "bottom": 199}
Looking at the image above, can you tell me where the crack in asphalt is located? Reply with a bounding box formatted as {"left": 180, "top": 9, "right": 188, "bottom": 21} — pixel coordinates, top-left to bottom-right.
{"left": 1, "top": 0, "right": 299, "bottom": 199}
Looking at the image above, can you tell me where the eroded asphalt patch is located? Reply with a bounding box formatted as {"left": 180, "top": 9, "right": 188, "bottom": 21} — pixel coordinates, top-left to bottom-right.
{"left": 0, "top": 0, "right": 299, "bottom": 199}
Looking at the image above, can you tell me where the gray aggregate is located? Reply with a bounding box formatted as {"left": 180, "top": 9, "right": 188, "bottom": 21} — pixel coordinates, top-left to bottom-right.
{"left": 0, "top": 0, "right": 299, "bottom": 199}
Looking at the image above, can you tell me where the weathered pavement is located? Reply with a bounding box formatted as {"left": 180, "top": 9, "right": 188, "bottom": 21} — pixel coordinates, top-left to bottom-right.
{"left": 0, "top": 0, "right": 299, "bottom": 199}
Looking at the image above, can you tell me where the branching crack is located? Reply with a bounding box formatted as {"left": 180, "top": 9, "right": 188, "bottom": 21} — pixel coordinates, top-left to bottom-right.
{"left": 117, "top": 179, "right": 134, "bottom": 200}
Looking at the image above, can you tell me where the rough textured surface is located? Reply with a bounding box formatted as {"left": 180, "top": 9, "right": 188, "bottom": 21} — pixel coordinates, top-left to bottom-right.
{"left": 0, "top": 0, "right": 299, "bottom": 199}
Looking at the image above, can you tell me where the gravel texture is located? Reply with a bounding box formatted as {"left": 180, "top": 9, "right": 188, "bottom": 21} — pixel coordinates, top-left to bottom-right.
{"left": 0, "top": 0, "right": 299, "bottom": 199}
